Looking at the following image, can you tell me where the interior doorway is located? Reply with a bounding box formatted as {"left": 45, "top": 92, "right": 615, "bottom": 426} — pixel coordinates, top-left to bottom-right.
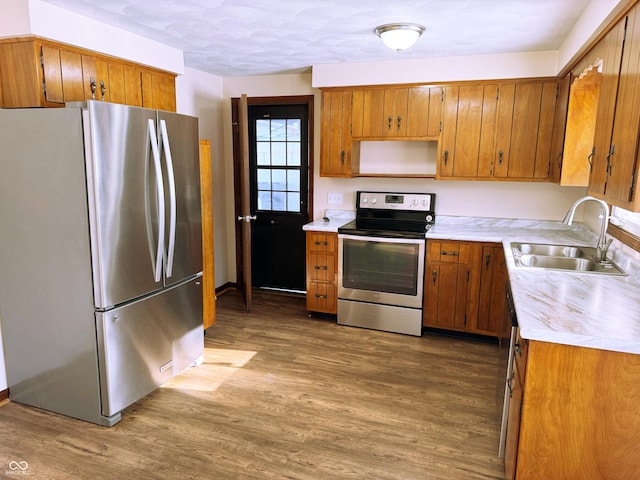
{"left": 231, "top": 96, "right": 314, "bottom": 302}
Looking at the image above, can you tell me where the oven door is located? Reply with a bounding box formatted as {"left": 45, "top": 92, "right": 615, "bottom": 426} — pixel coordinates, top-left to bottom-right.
{"left": 338, "top": 234, "right": 425, "bottom": 309}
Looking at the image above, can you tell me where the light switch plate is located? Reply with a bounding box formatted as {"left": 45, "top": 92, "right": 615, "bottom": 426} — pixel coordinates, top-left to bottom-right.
{"left": 327, "top": 192, "right": 343, "bottom": 205}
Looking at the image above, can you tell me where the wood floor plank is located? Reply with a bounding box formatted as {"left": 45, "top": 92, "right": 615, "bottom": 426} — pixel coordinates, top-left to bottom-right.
{"left": 0, "top": 290, "right": 506, "bottom": 479}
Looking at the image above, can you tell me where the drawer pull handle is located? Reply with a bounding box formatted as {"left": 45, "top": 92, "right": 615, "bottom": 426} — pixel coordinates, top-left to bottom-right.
{"left": 315, "top": 294, "right": 328, "bottom": 299}
{"left": 314, "top": 265, "right": 329, "bottom": 270}
{"left": 314, "top": 241, "right": 329, "bottom": 246}
{"left": 441, "top": 250, "right": 459, "bottom": 256}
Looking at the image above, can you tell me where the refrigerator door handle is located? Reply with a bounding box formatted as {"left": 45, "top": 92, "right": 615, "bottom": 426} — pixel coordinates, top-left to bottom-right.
{"left": 159, "top": 119, "right": 177, "bottom": 278}
{"left": 148, "top": 119, "right": 165, "bottom": 283}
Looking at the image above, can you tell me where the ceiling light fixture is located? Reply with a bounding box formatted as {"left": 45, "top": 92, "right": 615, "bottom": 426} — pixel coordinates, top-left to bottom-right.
{"left": 374, "top": 23, "right": 425, "bottom": 52}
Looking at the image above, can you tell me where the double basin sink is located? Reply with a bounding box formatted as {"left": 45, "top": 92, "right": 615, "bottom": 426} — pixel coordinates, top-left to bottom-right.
{"left": 511, "top": 242, "right": 626, "bottom": 275}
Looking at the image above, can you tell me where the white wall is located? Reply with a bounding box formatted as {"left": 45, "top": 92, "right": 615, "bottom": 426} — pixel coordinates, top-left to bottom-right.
{"left": 175, "top": 68, "right": 229, "bottom": 288}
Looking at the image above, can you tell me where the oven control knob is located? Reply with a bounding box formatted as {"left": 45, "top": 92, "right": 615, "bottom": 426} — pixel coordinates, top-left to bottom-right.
{"left": 426, "top": 214, "right": 433, "bottom": 222}
{"left": 412, "top": 199, "right": 418, "bottom": 206}
{"left": 362, "top": 197, "right": 368, "bottom": 204}
{"left": 371, "top": 198, "right": 377, "bottom": 204}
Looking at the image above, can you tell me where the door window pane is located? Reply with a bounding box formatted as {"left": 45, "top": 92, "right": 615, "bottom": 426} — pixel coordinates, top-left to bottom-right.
{"left": 257, "top": 169, "right": 271, "bottom": 190}
{"left": 257, "top": 142, "right": 271, "bottom": 165}
{"left": 272, "top": 192, "right": 286, "bottom": 211}
{"left": 271, "top": 170, "right": 286, "bottom": 191}
{"left": 271, "top": 142, "right": 286, "bottom": 166}
{"left": 256, "top": 119, "right": 271, "bottom": 141}
{"left": 271, "top": 119, "right": 287, "bottom": 141}
{"left": 287, "top": 192, "right": 300, "bottom": 212}
{"left": 287, "top": 142, "right": 301, "bottom": 166}
{"left": 287, "top": 169, "right": 300, "bottom": 190}
{"left": 253, "top": 116, "right": 303, "bottom": 214}
{"left": 258, "top": 191, "right": 271, "bottom": 210}
{"left": 287, "top": 119, "right": 301, "bottom": 141}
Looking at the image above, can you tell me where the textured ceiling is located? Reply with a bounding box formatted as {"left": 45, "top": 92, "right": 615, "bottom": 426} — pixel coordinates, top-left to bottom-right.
{"left": 41, "top": 0, "right": 591, "bottom": 77}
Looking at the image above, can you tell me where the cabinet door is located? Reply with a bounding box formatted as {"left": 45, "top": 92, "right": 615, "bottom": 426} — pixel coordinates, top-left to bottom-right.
{"left": 107, "top": 62, "right": 126, "bottom": 105}
{"left": 549, "top": 74, "right": 571, "bottom": 183}
{"left": 81, "top": 55, "right": 110, "bottom": 101}
{"left": 589, "top": 19, "right": 626, "bottom": 197}
{"left": 424, "top": 263, "right": 468, "bottom": 329}
{"left": 383, "top": 87, "right": 408, "bottom": 136}
{"left": 605, "top": 6, "right": 640, "bottom": 207}
{"left": 320, "top": 90, "right": 353, "bottom": 177}
{"left": 405, "top": 86, "right": 431, "bottom": 137}
{"left": 426, "top": 86, "right": 443, "bottom": 137}
{"left": 533, "top": 81, "right": 558, "bottom": 180}
{"left": 476, "top": 245, "right": 506, "bottom": 335}
{"left": 41, "top": 45, "right": 64, "bottom": 104}
{"left": 141, "top": 69, "right": 176, "bottom": 112}
{"left": 439, "top": 85, "right": 485, "bottom": 178}
{"left": 505, "top": 82, "right": 543, "bottom": 178}
{"left": 59, "top": 49, "right": 84, "bottom": 102}
{"left": 438, "top": 86, "right": 459, "bottom": 177}
{"left": 477, "top": 84, "right": 499, "bottom": 177}
{"left": 453, "top": 84, "right": 484, "bottom": 177}
{"left": 493, "top": 84, "right": 516, "bottom": 178}
{"left": 123, "top": 65, "right": 143, "bottom": 107}
{"left": 504, "top": 354, "right": 523, "bottom": 480}
{"left": 351, "top": 89, "right": 384, "bottom": 138}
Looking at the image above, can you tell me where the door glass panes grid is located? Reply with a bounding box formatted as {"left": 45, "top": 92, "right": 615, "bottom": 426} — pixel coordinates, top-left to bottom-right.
{"left": 256, "top": 118, "right": 302, "bottom": 212}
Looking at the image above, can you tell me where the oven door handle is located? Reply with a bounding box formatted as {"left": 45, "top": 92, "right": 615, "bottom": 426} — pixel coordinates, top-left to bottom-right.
{"left": 337, "top": 233, "right": 426, "bottom": 245}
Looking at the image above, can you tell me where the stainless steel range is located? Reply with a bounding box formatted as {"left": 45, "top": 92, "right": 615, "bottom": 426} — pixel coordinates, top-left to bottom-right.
{"left": 337, "top": 191, "right": 436, "bottom": 336}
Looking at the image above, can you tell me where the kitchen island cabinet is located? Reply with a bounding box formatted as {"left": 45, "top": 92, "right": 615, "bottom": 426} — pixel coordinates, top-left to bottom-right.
{"left": 507, "top": 340, "right": 640, "bottom": 479}
{"left": 305, "top": 231, "right": 338, "bottom": 314}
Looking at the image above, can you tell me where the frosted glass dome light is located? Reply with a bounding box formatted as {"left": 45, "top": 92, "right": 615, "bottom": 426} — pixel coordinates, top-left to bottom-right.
{"left": 374, "top": 23, "right": 425, "bottom": 52}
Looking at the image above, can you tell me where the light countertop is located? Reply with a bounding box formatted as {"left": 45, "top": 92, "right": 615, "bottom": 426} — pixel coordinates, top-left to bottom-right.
{"left": 427, "top": 216, "right": 640, "bottom": 355}
{"left": 302, "top": 209, "right": 355, "bottom": 232}
{"left": 303, "top": 212, "right": 640, "bottom": 355}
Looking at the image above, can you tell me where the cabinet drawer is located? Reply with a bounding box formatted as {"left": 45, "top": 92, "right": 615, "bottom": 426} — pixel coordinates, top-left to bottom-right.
{"left": 427, "top": 240, "right": 469, "bottom": 263}
{"left": 306, "top": 281, "right": 337, "bottom": 314}
{"left": 307, "top": 232, "right": 337, "bottom": 253}
{"left": 307, "top": 253, "right": 336, "bottom": 282}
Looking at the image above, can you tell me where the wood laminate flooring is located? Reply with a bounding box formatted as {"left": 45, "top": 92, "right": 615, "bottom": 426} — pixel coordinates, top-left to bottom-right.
{"left": 0, "top": 290, "right": 507, "bottom": 479}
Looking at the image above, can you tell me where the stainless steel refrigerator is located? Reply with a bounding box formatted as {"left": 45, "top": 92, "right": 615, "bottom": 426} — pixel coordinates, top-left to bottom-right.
{"left": 0, "top": 101, "right": 204, "bottom": 426}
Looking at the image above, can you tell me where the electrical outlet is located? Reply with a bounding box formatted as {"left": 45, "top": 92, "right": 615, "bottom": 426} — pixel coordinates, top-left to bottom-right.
{"left": 327, "top": 192, "right": 343, "bottom": 205}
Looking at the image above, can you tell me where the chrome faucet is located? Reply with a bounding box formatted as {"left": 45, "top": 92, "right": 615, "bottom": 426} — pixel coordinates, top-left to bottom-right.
{"left": 563, "top": 196, "right": 613, "bottom": 262}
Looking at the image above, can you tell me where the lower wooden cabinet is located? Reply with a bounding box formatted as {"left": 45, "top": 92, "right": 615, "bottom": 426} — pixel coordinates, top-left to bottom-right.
{"left": 305, "top": 231, "right": 338, "bottom": 314}
{"left": 424, "top": 239, "right": 507, "bottom": 337}
{"left": 505, "top": 340, "right": 640, "bottom": 479}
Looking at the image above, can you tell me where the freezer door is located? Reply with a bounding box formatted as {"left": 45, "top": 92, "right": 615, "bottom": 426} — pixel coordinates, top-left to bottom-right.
{"left": 157, "top": 110, "right": 202, "bottom": 284}
{"left": 95, "top": 276, "right": 204, "bottom": 417}
{"left": 85, "top": 101, "right": 165, "bottom": 308}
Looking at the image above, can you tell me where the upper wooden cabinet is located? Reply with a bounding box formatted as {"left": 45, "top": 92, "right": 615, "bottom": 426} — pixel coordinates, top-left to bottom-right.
{"left": 438, "top": 79, "right": 557, "bottom": 181}
{"left": 351, "top": 86, "right": 442, "bottom": 139}
{"left": 320, "top": 90, "right": 357, "bottom": 177}
{"left": 588, "top": 4, "right": 640, "bottom": 211}
{"left": 0, "top": 37, "right": 176, "bottom": 111}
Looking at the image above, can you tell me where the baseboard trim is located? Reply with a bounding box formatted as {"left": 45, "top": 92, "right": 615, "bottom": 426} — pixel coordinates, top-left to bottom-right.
{"left": 215, "top": 282, "right": 237, "bottom": 296}
{"left": 0, "top": 389, "right": 8, "bottom": 402}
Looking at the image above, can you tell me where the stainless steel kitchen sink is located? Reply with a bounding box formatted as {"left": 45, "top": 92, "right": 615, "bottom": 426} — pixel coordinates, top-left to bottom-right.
{"left": 514, "top": 243, "right": 587, "bottom": 258}
{"left": 510, "top": 242, "right": 626, "bottom": 275}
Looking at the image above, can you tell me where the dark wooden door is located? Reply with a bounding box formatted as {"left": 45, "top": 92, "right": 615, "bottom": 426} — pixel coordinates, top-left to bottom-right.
{"left": 248, "top": 103, "right": 309, "bottom": 292}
